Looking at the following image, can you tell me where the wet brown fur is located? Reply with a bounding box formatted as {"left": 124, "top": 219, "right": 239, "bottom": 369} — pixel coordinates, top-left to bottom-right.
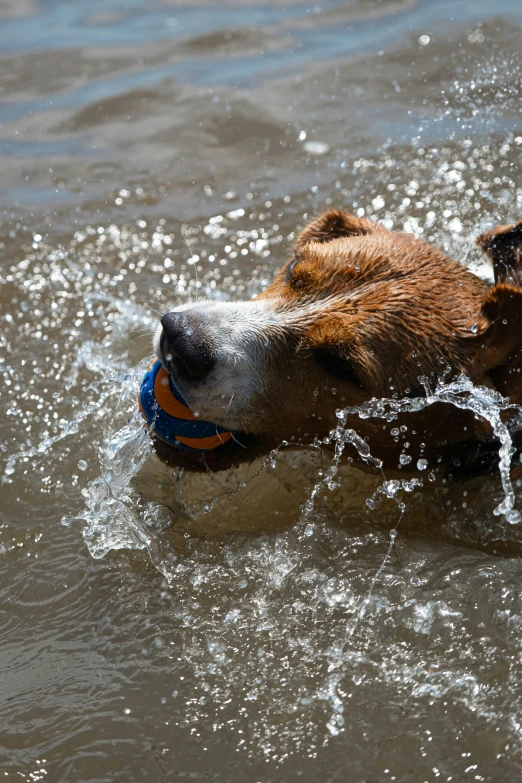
{"left": 261, "top": 215, "right": 487, "bottom": 397}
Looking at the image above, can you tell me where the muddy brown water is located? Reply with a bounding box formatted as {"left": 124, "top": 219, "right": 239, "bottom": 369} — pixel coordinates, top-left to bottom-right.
{"left": 3, "top": 1, "right": 522, "bottom": 781}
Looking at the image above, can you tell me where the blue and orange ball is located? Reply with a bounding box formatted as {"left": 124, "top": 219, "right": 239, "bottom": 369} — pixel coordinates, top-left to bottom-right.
{"left": 139, "top": 360, "right": 234, "bottom": 452}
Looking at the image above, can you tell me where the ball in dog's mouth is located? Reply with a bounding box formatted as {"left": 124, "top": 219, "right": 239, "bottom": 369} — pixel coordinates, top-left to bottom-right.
{"left": 139, "top": 359, "right": 235, "bottom": 449}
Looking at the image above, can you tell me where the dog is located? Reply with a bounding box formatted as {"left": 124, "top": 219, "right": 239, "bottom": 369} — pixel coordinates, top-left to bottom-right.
{"left": 152, "top": 210, "right": 522, "bottom": 479}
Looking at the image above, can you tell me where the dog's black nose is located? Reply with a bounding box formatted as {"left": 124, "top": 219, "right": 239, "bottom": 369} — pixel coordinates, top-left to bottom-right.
{"left": 160, "top": 311, "right": 216, "bottom": 382}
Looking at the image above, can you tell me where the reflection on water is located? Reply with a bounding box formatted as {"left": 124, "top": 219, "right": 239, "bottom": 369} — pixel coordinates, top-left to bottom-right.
{"left": 2, "top": 0, "right": 522, "bottom": 780}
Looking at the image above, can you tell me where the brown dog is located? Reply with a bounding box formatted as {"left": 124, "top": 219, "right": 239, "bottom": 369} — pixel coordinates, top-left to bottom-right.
{"left": 153, "top": 211, "right": 522, "bottom": 478}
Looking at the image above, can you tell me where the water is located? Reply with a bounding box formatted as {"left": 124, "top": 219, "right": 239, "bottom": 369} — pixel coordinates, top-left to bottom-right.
{"left": 3, "top": 1, "right": 522, "bottom": 780}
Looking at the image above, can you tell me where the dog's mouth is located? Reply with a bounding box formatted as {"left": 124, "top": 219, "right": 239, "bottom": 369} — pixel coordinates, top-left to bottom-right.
{"left": 150, "top": 324, "right": 264, "bottom": 471}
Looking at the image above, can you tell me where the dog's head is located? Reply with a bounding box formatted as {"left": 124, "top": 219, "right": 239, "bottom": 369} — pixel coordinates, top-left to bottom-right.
{"left": 154, "top": 210, "right": 522, "bottom": 470}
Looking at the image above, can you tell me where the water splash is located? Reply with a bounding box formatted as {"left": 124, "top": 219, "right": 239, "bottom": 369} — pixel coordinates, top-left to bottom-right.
{"left": 3, "top": 373, "right": 122, "bottom": 481}
{"left": 66, "top": 409, "right": 177, "bottom": 576}
{"left": 298, "top": 375, "right": 521, "bottom": 736}
{"left": 69, "top": 370, "right": 522, "bottom": 582}
{"left": 305, "top": 375, "right": 521, "bottom": 525}
{"left": 302, "top": 429, "right": 382, "bottom": 522}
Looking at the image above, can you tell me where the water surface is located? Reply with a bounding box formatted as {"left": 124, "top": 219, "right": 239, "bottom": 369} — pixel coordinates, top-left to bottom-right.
{"left": 2, "top": 1, "right": 522, "bottom": 781}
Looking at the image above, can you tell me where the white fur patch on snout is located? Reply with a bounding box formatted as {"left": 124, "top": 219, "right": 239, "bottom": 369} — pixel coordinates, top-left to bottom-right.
{"left": 152, "top": 299, "right": 279, "bottom": 426}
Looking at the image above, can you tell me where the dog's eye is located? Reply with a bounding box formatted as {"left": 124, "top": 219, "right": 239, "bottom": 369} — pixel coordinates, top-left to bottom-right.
{"left": 285, "top": 257, "right": 299, "bottom": 281}
{"left": 315, "top": 349, "right": 364, "bottom": 388}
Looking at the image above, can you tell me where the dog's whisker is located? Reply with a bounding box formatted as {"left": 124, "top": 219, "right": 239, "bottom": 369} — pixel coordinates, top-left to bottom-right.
{"left": 229, "top": 431, "right": 248, "bottom": 449}
{"left": 225, "top": 392, "right": 235, "bottom": 415}
{"left": 134, "top": 298, "right": 170, "bottom": 314}
{"left": 181, "top": 227, "right": 199, "bottom": 303}
{"left": 128, "top": 326, "right": 152, "bottom": 334}
{"left": 129, "top": 333, "right": 155, "bottom": 344}
{"left": 155, "top": 288, "right": 186, "bottom": 307}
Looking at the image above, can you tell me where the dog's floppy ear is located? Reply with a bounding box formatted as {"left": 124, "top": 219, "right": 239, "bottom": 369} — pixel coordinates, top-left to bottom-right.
{"left": 470, "top": 282, "right": 522, "bottom": 403}
{"left": 476, "top": 219, "right": 522, "bottom": 285}
{"left": 295, "top": 209, "right": 377, "bottom": 249}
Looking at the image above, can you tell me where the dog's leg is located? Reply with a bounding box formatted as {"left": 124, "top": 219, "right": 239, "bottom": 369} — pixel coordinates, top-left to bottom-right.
{"left": 476, "top": 219, "right": 522, "bottom": 285}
